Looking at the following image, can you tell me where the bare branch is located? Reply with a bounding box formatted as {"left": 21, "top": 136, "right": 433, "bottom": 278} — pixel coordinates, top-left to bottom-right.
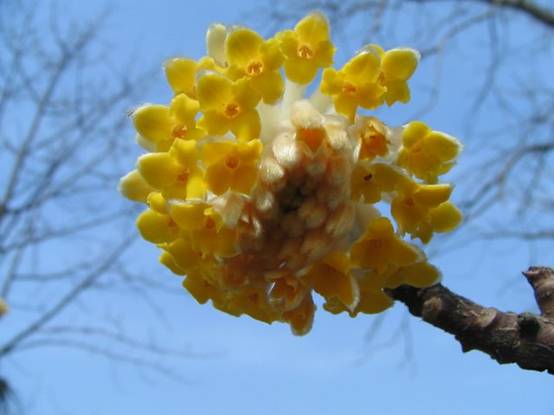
{"left": 386, "top": 267, "right": 554, "bottom": 374}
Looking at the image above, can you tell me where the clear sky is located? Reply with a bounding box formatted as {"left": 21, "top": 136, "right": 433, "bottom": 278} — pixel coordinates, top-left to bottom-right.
{"left": 3, "top": 1, "right": 554, "bottom": 414}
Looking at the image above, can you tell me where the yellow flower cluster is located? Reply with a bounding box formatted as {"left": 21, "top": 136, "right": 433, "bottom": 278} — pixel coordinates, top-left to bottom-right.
{"left": 119, "top": 13, "right": 463, "bottom": 335}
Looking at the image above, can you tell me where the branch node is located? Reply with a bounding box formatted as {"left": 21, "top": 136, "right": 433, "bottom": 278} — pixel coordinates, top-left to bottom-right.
{"left": 523, "top": 266, "right": 554, "bottom": 317}
{"left": 517, "top": 312, "right": 541, "bottom": 338}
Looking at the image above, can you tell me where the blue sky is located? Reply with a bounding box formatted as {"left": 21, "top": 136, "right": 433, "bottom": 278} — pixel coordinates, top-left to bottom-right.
{"left": 3, "top": 0, "right": 554, "bottom": 414}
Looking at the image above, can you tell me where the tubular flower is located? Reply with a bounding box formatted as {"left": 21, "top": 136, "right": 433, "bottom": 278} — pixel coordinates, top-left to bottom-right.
{"left": 320, "top": 45, "right": 419, "bottom": 120}
{"left": 119, "top": 13, "right": 463, "bottom": 335}
{"left": 224, "top": 28, "right": 285, "bottom": 104}
{"left": 133, "top": 93, "right": 204, "bottom": 152}
{"left": 396, "top": 120, "right": 462, "bottom": 183}
{"left": 276, "top": 12, "right": 335, "bottom": 84}
{"left": 197, "top": 73, "right": 262, "bottom": 141}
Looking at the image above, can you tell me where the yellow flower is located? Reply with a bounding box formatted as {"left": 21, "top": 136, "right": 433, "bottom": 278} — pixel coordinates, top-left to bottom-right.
{"left": 351, "top": 162, "right": 409, "bottom": 203}
{"left": 197, "top": 73, "right": 261, "bottom": 141}
{"left": 136, "top": 209, "right": 179, "bottom": 244}
{"left": 384, "top": 261, "right": 441, "bottom": 289}
{"left": 350, "top": 217, "right": 423, "bottom": 274}
{"left": 269, "top": 274, "right": 309, "bottom": 312}
{"left": 305, "top": 252, "right": 360, "bottom": 312}
{"left": 224, "top": 28, "right": 284, "bottom": 104}
{"left": 353, "top": 116, "right": 390, "bottom": 161}
{"left": 350, "top": 271, "right": 394, "bottom": 315}
{"left": 170, "top": 201, "right": 238, "bottom": 257}
{"left": 201, "top": 139, "right": 262, "bottom": 195}
{"left": 277, "top": 12, "right": 335, "bottom": 84}
{"left": 121, "top": 12, "right": 464, "bottom": 335}
{"left": 397, "top": 121, "right": 462, "bottom": 183}
{"left": 321, "top": 48, "right": 385, "bottom": 120}
{"left": 282, "top": 293, "right": 316, "bottom": 335}
{"left": 133, "top": 93, "right": 204, "bottom": 151}
{"left": 137, "top": 139, "right": 206, "bottom": 200}
{"left": 391, "top": 182, "right": 462, "bottom": 243}
{"left": 164, "top": 56, "right": 219, "bottom": 98}
{"left": 118, "top": 170, "right": 154, "bottom": 203}
{"left": 380, "top": 47, "right": 420, "bottom": 106}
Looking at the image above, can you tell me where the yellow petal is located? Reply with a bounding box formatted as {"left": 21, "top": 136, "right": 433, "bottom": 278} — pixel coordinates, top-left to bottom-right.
{"left": 250, "top": 70, "right": 284, "bottom": 104}
{"left": 118, "top": 170, "right": 154, "bottom": 202}
{"left": 170, "top": 139, "right": 199, "bottom": 167}
{"left": 186, "top": 171, "right": 207, "bottom": 199}
{"left": 147, "top": 192, "right": 167, "bottom": 213}
{"left": 198, "top": 111, "right": 232, "bottom": 136}
{"left": 237, "top": 139, "right": 263, "bottom": 163}
{"left": 230, "top": 163, "right": 258, "bottom": 194}
{"left": 164, "top": 58, "right": 197, "bottom": 96}
{"left": 202, "top": 141, "right": 236, "bottom": 166}
{"left": 277, "top": 30, "right": 298, "bottom": 59}
{"left": 284, "top": 58, "right": 318, "bottom": 84}
{"left": 133, "top": 105, "right": 172, "bottom": 142}
{"left": 308, "top": 262, "right": 359, "bottom": 311}
{"left": 423, "top": 131, "right": 461, "bottom": 162}
{"left": 333, "top": 93, "right": 358, "bottom": 120}
{"left": 384, "top": 81, "right": 410, "bottom": 105}
{"left": 137, "top": 152, "right": 182, "bottom": 189}
{"left": 206, "top": 162, "right": 232, "bottom": 195}
{"left": 183, "top": 273, "right": 214, "bottom": 304}
{"left": 230, "top": 109, "right": 261, "bottom": 141}
{"left": 170, "top": 93, "right": 199, "bottom": 126}
{"left": 136, "top": 209, "right": 178, "bottom": 244}
{"left": 232, "top": 78, "right": 262, "bottom": 110}
{"left": 314, "top": 40, "right": 335, "bottom": 67}
{"left": 320, "top": 68, "right": 343, "bottom": 95}
{"left": 165, "top": 238, "right": 202, "bottom": 271}
{"left": 412, "top": 183, "right": 453, "bottom": 207}
{"left": 354, "top": 290, "right": 393, "bottom": 315}
{"left": 295, "top": 12, "right": 330, "bottom": 46}
{"left": 343, "top": 51, "right": 380, "bottom": 83}
{"left": 429, "top": 201, "right": 463, "bottom": 232}
{"left": 283, "top": 294, "right": 316, "bottom": 336}
{"left": 170, "top": 202, "right": 207, "bottom": 231}
{"left": 197, "top": 73, "right": 233, "bottom": 110}
{"left": 381, "top": 48, "right": 419, "bottom": 82}
{"left": 225, "top": 27, "right": 264, "bottom": 68}
{"left": 402, "top": 121, "right": 429, "bottom": 148}
{"left": 159, "top": 251, "right": 186, "bottom": 275}
{"left": 260, "top": 38, "right": 284, "bottom": 71}
{"left": 386, "top": 261, "right": 441, "bottom": 289}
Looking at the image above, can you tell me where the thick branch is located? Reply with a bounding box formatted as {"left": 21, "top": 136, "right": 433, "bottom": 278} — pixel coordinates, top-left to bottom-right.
{"left": 386, "top": 266, "right": 554, "bottom": 374}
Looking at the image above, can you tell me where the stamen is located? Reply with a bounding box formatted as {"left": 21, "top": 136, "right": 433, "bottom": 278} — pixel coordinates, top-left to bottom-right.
{"left": 172, "top": 124, "right": 188, "bottom": 138}
{"left": 246, "top": 61, "right": 264, "bottom": 76}
{"left": 177, "top": 169, "right": 190, "bottom": 182}
{"left": 297, "top": 45, "right": 314, "bottom": 59}
{"left": 224, "top": 103, "right": 241, "bottom": 118}
{"left": 225, "top": 155, "right": 240, "bottom": 170}
{"left": 342, "top": 82, "right": 357, "bottom": 95}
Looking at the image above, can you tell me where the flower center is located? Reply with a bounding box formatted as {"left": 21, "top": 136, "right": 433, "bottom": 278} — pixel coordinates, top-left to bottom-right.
{"left": 176, "top": 169, "right": 190, "bottom": 183}
{"left": 342, "top": 82, "right": 357, "bottom": 95}
{"left": 224, "top": 154, "right": 240, "bottom": 170}
{"left": 246, "top": 60, "right": 264, "bottom": 76}
{"left": 172, "top": 124, "right": 188, "bottom": 139}
{"left": 297, "top": 44, "right": 314, "bottom": 59}
{"left": 205, "top": 216, "right": 215, "bottom": 229}
{"left": 224, "top": 102, "right": 241, "bottom": 119}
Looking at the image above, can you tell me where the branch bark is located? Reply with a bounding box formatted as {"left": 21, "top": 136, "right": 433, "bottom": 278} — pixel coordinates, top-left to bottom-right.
{"left": 386, "top": 266, "right": 554, "bottom": 374}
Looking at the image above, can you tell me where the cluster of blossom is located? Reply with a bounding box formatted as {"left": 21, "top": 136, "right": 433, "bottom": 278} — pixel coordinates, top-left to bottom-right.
{"left": 119, "top": 13, "right": 462, "bottom": 335}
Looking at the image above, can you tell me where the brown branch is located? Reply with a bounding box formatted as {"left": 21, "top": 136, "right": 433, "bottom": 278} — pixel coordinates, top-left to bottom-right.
{"left": 386, "top": 266, "right": 554, "bottom": 374}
